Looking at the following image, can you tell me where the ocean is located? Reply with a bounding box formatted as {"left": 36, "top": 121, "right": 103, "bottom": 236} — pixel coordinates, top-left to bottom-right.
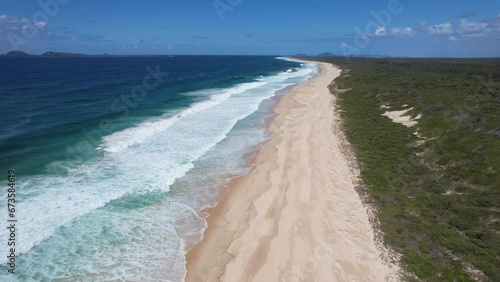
{"left": 0, "top": 56, "right": 317, "bottom": 281}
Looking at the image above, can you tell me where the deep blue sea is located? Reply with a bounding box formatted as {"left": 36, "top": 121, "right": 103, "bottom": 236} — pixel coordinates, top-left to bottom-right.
{"left": 0, "top": 56, "right": 317, "bottom": 281}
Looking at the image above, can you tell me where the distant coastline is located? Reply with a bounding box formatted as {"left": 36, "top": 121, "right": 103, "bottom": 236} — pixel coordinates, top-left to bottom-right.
{"left": 1, "top": 50, "right": 345, "bottom": 58}
{"left": 5, "top": 51, "right": 495, "bottom": 59}
{"left": 2, "top": 50, "right": 168, "bottom": 57}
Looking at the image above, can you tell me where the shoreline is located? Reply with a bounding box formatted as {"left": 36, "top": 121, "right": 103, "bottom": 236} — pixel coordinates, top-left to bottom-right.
{"left": 183, "top": 75, "right": 297, "bottom": 255}
{"left": 185, "top": 61, "right": 399, "bottom": 281}
{"left": 186, "top": 68, "right": 308, "bottom": 251}
{"left": 183, "top": 73, "right": 307, "bottom": 254}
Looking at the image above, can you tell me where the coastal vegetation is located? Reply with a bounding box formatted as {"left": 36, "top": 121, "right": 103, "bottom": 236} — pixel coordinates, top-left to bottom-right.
{"left": 307, "top": 57, "right": 499, "bottom": 281}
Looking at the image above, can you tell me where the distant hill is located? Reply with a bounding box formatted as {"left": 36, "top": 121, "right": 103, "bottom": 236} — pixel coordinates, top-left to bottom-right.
{"left": 42, "top": 51, "right": 88, "bottom": 57}
{"left": 357, "top": 54, "right": 391, "bottom": 58}
{"left": 2, "top": 51, "right": 167, "bottom": 57}
{"left": 318, "top": 52, "right": 341, "bottom": 57}
{"left": 5, "top": 50, "right": 30, "bottom": 57}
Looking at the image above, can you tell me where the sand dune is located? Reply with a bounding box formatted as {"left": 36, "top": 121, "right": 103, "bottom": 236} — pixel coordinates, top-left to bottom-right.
{"left": 185, "top": 62, "right": 400, "bottom": 282}
{"left": 382, "top": 107, "right": 421, "bottom": 128}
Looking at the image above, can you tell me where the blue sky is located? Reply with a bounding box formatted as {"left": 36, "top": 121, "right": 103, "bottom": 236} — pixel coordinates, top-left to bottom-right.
{"left": 0, "top": 0, "right": 499, "bottom": 57}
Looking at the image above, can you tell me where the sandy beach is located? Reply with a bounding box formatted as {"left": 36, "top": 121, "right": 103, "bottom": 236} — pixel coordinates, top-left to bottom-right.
{"left": 185, "top": 61, "right": 399, "bottom": 282}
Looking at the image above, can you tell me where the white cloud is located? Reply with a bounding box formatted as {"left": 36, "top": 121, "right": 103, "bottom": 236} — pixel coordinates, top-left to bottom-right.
{"left": 458, "top": 19, "right": 488, "bottom": 37}
{"left": 457, "top": 17, "right": 500, "bottom": 39}
{"left": 485, "top": 16, "right": 500, "bottom": 34}
{"left": 391, "top": 27, "right": 416, "bottom": 37}
{"left": 423, "top": 22, "right": 455, "bottom": 35}
{"left": 416, "top": 16, "right": 500, "bottom": 41}
{"left": 0, "top": 14, "right": 38, "bottom": 36}
{"left": 0, "top": 14, "right": 29, "bottom": 24}
{"left": 35, "top": 21, "right": 47, "bottom": 29}
{"left": 367, "top": 15, "right": 500, "bottom": 42}
{"left": 374, "top": 26, "right": 387, "bottom": 36}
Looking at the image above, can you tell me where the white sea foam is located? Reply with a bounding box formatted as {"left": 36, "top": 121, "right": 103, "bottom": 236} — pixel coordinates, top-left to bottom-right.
{"left": 101, "top": 81, "right": 267, "bottom": 153}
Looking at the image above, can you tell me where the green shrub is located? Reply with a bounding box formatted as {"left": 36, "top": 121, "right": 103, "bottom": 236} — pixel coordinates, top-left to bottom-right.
{"left": 305, "top": 57, "right": 500, "bottom": 281}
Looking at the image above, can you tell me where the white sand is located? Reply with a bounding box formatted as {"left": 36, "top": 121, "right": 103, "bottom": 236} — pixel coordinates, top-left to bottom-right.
{"left": 186, "top": 62, "right": 400, "bottom": 282}
{"left": 383, "top": 108, "right": 421, "bottom": 128}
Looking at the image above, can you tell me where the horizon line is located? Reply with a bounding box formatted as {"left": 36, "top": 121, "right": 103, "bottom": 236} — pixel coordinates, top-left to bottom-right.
{"left": 2, "top": 50, "right": 500, "bottom": 59}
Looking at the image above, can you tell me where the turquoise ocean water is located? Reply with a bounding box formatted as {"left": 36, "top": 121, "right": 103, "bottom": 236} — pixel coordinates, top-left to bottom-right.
{"left": 0, "top": 56, "right": 317, "bottom": 281}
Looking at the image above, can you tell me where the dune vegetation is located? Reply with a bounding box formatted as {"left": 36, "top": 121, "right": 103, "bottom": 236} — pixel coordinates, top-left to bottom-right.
{"left": 304, "top": 57, "right": 499, "bottom": 281}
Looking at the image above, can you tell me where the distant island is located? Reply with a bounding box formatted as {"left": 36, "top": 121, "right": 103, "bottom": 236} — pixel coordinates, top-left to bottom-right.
{"left": 42, "top": 51, "right": 89, "bottom": 57}
{"left": 3, "top": 50, "right": 103, "bottom": 57}
{"left": 5, "top": 50, "right": 31, "bottom": 57}
{"left": 3, "top": 50, "right": 351, "bottom": 58}
{"left": 2, "top": 51, "right": 159, "bottom": 57}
